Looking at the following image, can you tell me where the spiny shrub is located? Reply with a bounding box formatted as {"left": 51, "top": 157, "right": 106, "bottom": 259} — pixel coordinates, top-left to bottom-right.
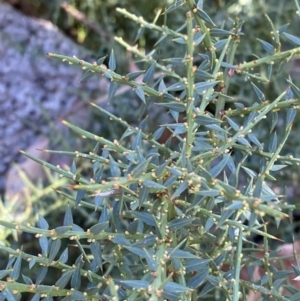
{"left": 2, "top": 1, "right": 300, "bottom": 300}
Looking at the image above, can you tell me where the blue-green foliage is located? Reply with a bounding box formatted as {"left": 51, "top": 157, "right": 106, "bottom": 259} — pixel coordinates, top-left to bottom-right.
{"left": 2, "top": 1, "right": 300, "bottom": 300}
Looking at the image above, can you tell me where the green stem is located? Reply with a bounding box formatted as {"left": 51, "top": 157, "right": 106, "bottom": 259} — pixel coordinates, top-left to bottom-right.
{"left": 226, "top": 97, "right": 300, "bottom": 118}
{"left": 185, "top": 0, "right": 216, "bottom": 68}
{"left": 115, "top": 36, "right": 182, "bottom": 80}
{"left": 232, "top": 229, "right": 243, "bottom": 301}
{"left": 199, "top": 36, "right": 232, "bottom": 113}
{"left": 150, "top": 194, "right": 169, "bottom": 301}
{"left": 216, "top": 17, "right": 240, "bottom": 118}
{"left": 237, "top": 47, "right": 300, "bottom": 71}
{"left": 185, "top": 11, "right": 196, "bottom": 158}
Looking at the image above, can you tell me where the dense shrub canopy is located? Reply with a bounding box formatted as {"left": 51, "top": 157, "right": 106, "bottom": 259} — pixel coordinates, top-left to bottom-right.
{"left": 1, "top": 1, "right": 300, "bottom": 300}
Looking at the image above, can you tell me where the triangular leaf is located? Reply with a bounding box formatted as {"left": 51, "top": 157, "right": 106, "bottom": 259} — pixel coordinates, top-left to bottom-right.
{"left": 143, "top": 62, "right": 156, "bottom": 84}
{"left": 108, "top": 49, "right": 116, "bottom": 70}
{"left": 135, "top": 86, "right": 146, "bottom": 103}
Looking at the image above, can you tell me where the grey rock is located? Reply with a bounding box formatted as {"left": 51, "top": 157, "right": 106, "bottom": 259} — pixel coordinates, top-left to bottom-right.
{"left": 0, "top": 2, "right": 107, "bottom": 193}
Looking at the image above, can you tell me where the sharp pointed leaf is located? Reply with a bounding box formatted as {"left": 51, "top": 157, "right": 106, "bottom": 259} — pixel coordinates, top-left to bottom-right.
{"left": 108, "top": 49, "right": 116, "bottom": 70}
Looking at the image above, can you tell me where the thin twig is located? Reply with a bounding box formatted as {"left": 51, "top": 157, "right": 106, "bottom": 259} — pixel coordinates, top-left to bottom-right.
{"left": 60, "top": 1, "right": 110, "bottom": 39}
